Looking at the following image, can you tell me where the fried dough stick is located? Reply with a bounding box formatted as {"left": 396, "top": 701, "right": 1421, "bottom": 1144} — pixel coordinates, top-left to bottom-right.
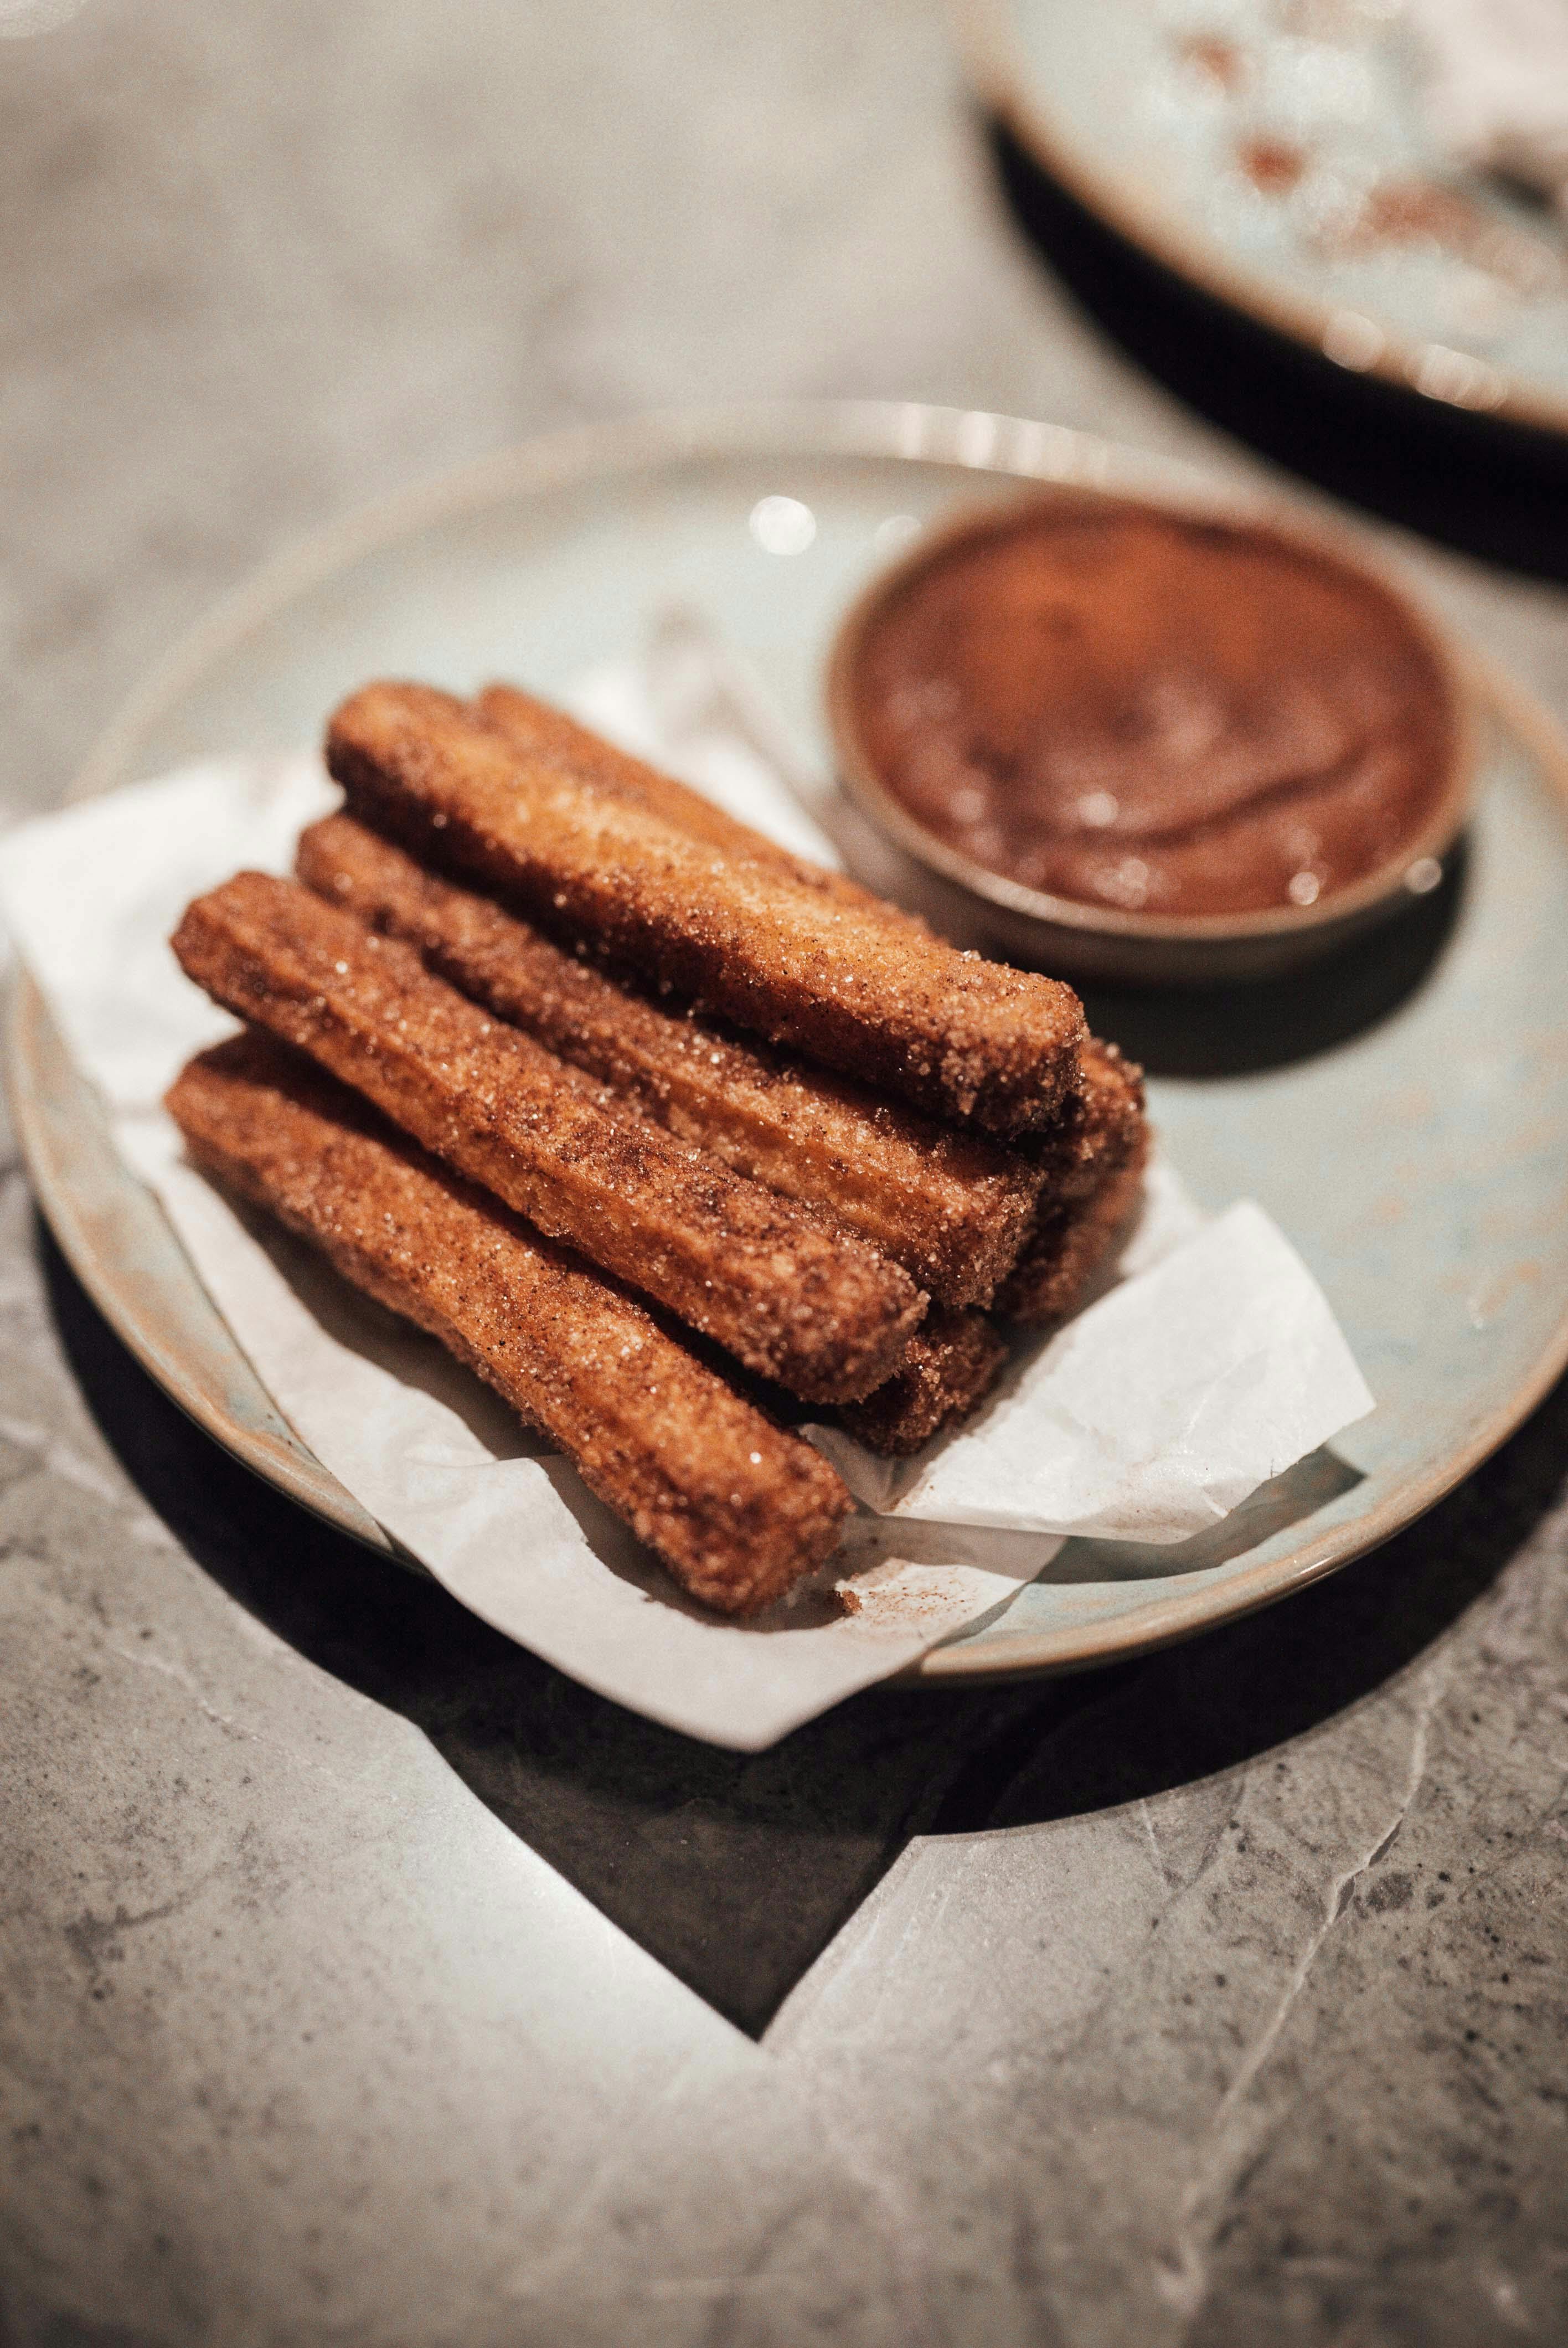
{"left": 840, "top": 1055, "right": 1148, "bottom": 1435}
{"left": 1030, "top": 1038, "right": 1146, "bottom": 1205}
{"left": 835, "top": 1131, "right": 1151, "bottom": 1448}
{"left": 476, "top": 681, "right": 909, "bottom": 921}
{"left": 1000, "top": 1039, "right": 1148, "bottom": 1324}
{"left": 834, "top": 1308, "right": 1009, "bottom": 1456}
{"left": 325, "top": 683, "right": 1086, "bottom": 1137}
{"left": 171, "top": 874, "right": 926, "bottom": 1403}
{"left": 167, "top": 1035, "right": 852, "bottom": 1614}
{"left": 297, "top": 812, "right": 1044, "bottom": 1308}
{"left": 997, "top": 1147, "right": 1151, "bottom": 1326}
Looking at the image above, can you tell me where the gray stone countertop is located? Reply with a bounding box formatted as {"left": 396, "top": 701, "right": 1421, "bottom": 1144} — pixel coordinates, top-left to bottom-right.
{"left": 2, "top": 4, "right": 1566, "bottom": 2344}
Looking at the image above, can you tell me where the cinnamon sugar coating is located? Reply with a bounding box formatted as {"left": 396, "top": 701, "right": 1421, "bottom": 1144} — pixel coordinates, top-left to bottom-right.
{"left": 166, "top": 1034, "right": 851, "bottom": 1614}
{"left": 996, "top": 1147, "right": 1151, "bottom": 1327}
{"left": 476, "top": 681, "right": 914, "bottom": 925}
{"left": 1028, "top": 1037, "right": 1147, "bottom": 1204}
{"left": 834, "top": 1307, "right": 1008, "bottom": 1456}
{"left": 297, "top": 812, "right": 1043, "bottom": 1308}
{"left": 326, "top": 682, "right": 1085, "bottom": 1137}
{"left": 170, "top": 873, "right": 926, "bottom": 1403}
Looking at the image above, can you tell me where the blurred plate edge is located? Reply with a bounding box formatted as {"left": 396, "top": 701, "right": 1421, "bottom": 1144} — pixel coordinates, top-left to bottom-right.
{"left": 952, "top": 0, "right": 1568, "bottom": 446}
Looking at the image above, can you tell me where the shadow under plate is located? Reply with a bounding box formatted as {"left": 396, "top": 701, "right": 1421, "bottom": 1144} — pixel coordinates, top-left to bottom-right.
{"left": 42, "top": 1222, "right": 1567, "bottom": 2037}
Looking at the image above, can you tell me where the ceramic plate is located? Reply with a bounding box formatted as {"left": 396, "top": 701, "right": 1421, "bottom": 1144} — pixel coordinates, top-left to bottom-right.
{"left": 11, "top": 401, "right": 1568, "bottom": 1685}
{"left": 960, "top": 0, "right": 1568, "bottom": 440}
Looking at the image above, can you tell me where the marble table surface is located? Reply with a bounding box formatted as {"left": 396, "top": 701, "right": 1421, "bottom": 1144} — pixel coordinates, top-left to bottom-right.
{"left": 2, "top": 4, "right": 1566, "bottom": 2342}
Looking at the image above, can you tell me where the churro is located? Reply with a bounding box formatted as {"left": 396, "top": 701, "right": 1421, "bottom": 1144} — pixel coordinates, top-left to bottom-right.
{"left": 166, "top": 1034, "right": 852, "bottom": 1613}
{"left": 1002, "top": 1041, "right": 1148, "bottom": 1325}
{"left": 296, "top": 811, "right": 1044, "bottom": 1307}
{"left": 170, "top": 873, "right": 926, "bottom": 1402}
{"left": 476, "top": 681, "right": 908, "bottom": 921}
{"left": 1030, "top": 1038, "right": 1146, "bottom": 1205}
{"left": 996, "top": 1146, "right": 1151, "bottom": 1326}
{"left": 326, "top": 682, "right": 1085, "bottom": 1136}
{"left": 833, "top": 1308, "right": 1008, "bottom": 1456}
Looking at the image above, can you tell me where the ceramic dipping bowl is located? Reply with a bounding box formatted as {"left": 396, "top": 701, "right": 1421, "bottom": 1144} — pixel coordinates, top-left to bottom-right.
{"left": 825, "top": 485, "right": 1478, "bottom": 986}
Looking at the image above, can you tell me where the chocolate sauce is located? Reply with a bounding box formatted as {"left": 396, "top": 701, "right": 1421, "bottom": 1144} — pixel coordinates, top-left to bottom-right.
{"left": 851, "top": 502, "right": 1456, "bottom": 920}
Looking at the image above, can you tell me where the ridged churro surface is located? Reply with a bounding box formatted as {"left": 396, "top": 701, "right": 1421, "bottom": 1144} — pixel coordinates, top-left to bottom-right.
{"left": 326, "top": 682, "right": 1085, "bottom": 1136}
{"left": 166, "top": 1034, "right": 851, "bottom": 1613}
{"left": 834, "top": 1307, "right": 1009, "bottom": 1457}
{"left": 170, "top": 873, "right": 926, "bottom": 1403}
{"left": 297, "top": 811, "right": 1043, "bottom": 1307}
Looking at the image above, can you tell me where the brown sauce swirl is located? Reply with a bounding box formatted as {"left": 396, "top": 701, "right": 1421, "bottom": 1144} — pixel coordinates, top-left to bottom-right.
{"left": 850, "top": 501, "right": 1456, "bottom": 920}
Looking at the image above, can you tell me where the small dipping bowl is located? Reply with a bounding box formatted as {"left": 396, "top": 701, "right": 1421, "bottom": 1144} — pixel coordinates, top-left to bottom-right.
{"left": 826, "top": 485, "right": 1478, "bottom": 985}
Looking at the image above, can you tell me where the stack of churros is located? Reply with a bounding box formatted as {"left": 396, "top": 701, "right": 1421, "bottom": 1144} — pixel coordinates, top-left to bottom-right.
{"left": 166, "top": 682, "right": 1147, "bottom": 1616}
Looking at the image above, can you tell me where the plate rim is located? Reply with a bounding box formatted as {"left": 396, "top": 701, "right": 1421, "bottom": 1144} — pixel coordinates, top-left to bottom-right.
{"left": 953, "top": 0, "right": 1568, "bottom": 444}
{"left": 12, "top": 395, "right": 1568, "bottom": 1686}
{"left": 4, "top": 979, "right": 401, "bottom": 1562}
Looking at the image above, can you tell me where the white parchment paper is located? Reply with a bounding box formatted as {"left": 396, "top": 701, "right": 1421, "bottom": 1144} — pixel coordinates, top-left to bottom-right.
{"left": 0, "top": 686, "right": 1373, "bottom": 1749}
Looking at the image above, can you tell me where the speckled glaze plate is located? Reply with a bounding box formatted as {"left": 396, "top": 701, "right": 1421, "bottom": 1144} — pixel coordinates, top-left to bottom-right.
{"left": 959, "top": 0, "right": 1568, "bottom": 440}
{"left": 10, "top": 401, "right": 1568, "bottom": 1685}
